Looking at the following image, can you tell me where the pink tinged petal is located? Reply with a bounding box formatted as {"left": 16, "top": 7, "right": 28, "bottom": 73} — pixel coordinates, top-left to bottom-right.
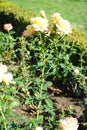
{"left": 3, "top": 23, "right": 13, "bottom": 31}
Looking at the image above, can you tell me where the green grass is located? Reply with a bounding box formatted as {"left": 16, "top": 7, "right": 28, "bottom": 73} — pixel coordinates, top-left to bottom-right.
{"left": 7, "top": 0, "right": 87, "bottom": 35}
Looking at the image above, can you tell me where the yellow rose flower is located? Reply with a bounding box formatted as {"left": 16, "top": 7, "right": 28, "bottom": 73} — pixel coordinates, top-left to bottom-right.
{"left": 50, "top": 12, "right": 62, "bottom": 24}
{"left": 25, "top": 25, "right": 36, "bottom": 36}
{"left": 30, "top": 17, "right": 48, "bottom": 32}
{"left": 39, "top": 10, "right": 46, "bottom": 18}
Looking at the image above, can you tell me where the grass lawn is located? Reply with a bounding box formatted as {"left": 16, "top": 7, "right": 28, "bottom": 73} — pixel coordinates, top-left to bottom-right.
{"left": 7, "top": 0, "right": 87, "bottom": 35}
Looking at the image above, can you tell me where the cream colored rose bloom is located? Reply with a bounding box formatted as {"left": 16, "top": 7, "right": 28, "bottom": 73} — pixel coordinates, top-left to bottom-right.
{"left": 0, "top": 63, "right": 8, "bottom": 83}
{"left": 0, "top": 63, "right": 7, "bottom": 74}
{"left": 2, "top": 72, "right": 13, "bottom": 85}
{"left": 50, "top": 12, "right": 62, "bottom": 24}
{"left": 0, "top": 73, "right": 4, "bottom": 83}
{"left": 30, "top": 17, "right": 48, "bottom": 32}
{"left": 25, "top": 25, "right": 35, "bottom": 36}
{"left": 59, "top": 117, "right": 79, "bottom": 130}
{"left": 39, "top": 10, "right": 46, "bottom": 17}
{"left": 36, "top": 126, "right": 43, "bottom": 130}
{"left": 56, "top": 19, "right": 72, "bottom": 34}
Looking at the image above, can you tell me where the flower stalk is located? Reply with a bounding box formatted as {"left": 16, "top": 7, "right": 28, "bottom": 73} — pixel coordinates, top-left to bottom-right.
{"left": 0, "top": 106, "right": 7, "bottom": 130}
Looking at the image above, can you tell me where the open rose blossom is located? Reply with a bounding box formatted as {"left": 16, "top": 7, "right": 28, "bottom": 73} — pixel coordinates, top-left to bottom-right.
{"left": 50, "top": 12, "right": 72, "bottom": 35}
{"left": 56, "top": 18, "right": 72, "bottom": 34}
{"left": 39, "top": 10, "right": 46, "bottom": 17}
{"left": 36, "top": 126, "right": 43, "bottom": 130}
{"left": 50, "top": 12, "right": 62, "bottom": 24}
{"left": 23, "top": 25, "right": 36, "bottom": 37}
{"left": 59, "top": 117, "right": 79, "bottom": 130}
{"left": 0, "top": 63, "right": 15, "bottom": 85}
{"left": 3, "top": 23, "right": 13, "bottom": 32}
{"left": 2, "top": 72, "right": 13, "bottom": 85}
{"left": 31, "top": 17, "right": 48, "bottom": 32}
{"left": 0, "top": 63, "right": 8, "bottom": 83}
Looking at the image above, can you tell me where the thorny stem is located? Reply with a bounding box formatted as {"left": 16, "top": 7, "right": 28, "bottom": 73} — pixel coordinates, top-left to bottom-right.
{"left": 0, "top": 106, "right": 7, "bottom": 130}
{"left": 20, "top": 37, "right": 28, "bottom": 76}
{"left": 80, "top": 54, "right": 83, "bottom": 69}
{"left": 37, "top": 65, "right": 45, "bottom": 120}
{"left": 37, "top": 37, "right": 46, "bottom": 119}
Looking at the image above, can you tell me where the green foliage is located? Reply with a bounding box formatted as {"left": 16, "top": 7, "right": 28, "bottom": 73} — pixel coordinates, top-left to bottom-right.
{"left": 0, "top": 0, "right": 5, "bottom": 3}
{"left": 0, "top": 31, "right": 15, "bottom": 62}
{"left": 69, "top": 29, "right": 87, "bottom": 51}
{"left": 0, "top": 1, "right": 34, "bottom": 36}
{"left": 0, "top": 84, "right": 20, "bottom": 129}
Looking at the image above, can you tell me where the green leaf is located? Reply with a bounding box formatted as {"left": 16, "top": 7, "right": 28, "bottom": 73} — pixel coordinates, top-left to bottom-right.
{"left": 84, "top": 98, "right": 87, "bottom": 105}
{"left": 45, "top": 98, "right": 53, "bottom": 108}
{"left": 10, "top": 99, "right": 20, "bottom": 108}
{"left": 44, "top": 81, "right": 52, "bottom": 87}
{"left": 25, "top": 96, "right": 34, "bottom": 105}
{"left": 37, "top": 62, "right": 45, "bottom": 67}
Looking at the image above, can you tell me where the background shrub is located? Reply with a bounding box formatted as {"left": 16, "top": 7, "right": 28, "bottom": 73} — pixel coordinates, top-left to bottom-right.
{"left": 69, "top": 29, "right": 87, "bottom": 51}
{"left": 0, "top": 0, "right": 5, "bottom": 2}
{"left": 0, "top": 1, "right": 34, "bottom": 36}
{"left": 63, "top": 29, "right": 87, "bottom": 68}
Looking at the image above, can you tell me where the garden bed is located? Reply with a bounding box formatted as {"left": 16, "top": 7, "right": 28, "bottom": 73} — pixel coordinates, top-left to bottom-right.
{"left": 0, "top": 9, "right": 87, "bottom": 130}
{"left": 13, "top": 83, "right": 85, "bottom": 129}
